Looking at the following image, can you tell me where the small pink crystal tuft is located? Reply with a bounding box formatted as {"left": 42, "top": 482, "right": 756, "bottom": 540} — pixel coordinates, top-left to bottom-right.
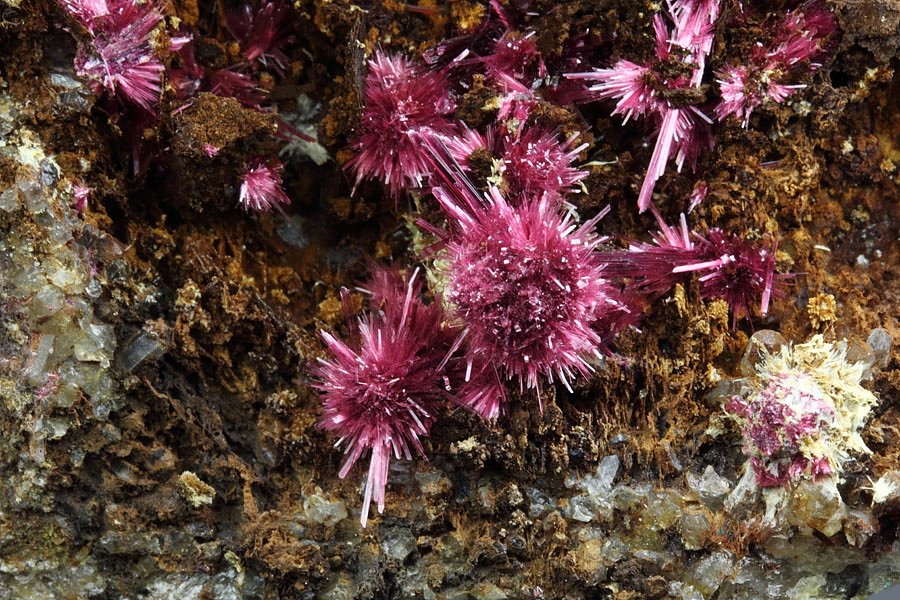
{"left": 715, "top": 0, "right": 837, "bottom": 126}
{"left": 59, "top": 0, "right": 175, "bottom": 112}
{"left": 314, "top": 268, "right": 458, "bottom": 525}
{"left": 692, "top": 229, "right": 781, "bottom": 323}
{"left": 239, "top": 158, "right": 291, "bottom": 212}
{"left": 482, "top": 32, "right": 546, "bottom": 88}
{"left": 498, "top": 127, "right": 589, "bottom": 199}
{"left": 72, "top": 184, "right": 91, "bottom": 212}
{"left": 566, "top": 3, "right": 717, "bottom": 212}
{"left": 226, "top": 0, "right": 293, "bottom": 71}
{"left": 567, "top": 59, "right": 659, "bottom": 124}
{"left": 346, "top": 51, "right": 456, "bottom": 196}
{"left": 600, "top": 207, "right": 783, "bottom": 324}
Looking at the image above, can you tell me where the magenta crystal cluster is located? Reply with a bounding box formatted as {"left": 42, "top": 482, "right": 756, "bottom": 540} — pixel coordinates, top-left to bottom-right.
{"left": 567, "top": 0, "right": 717, "bottom": 213}
{"left": 345, "top": 52, "right": 458, "bottom": 197}
{"left": 566, "top": 0, "right": 836, "bottom": 213}
{"left": 429, "top": 175, "right": 624, "bottom": 421}
{"left": 238, "top": 159, "right": 292, "bottom": 213}
{"left": 723, "top": 335, "right": 878, "bottom": 490}
{"left": 602, "top": 208, "right": 784, "bottom": 326}
{"left": 715, "top": 2, "right": 838, "bottom": 126}
{"left": 727, "top": 373, "right": 836, "bottom": 487}
{"left": 313, "top": 269, "right": 459, "bottom": 526}
{"left": 57, "top": 0, "right": 301, "bottom": 209}
{"left": 60, "top": 0, "right": 176, "bottom": 113}
{"left": 316, "top": 0, "right": 835, "bottom": 521}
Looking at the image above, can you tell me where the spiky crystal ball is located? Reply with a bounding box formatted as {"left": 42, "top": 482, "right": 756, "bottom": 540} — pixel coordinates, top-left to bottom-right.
{"left": 442, "top": 190, "right": 619, "bottom": 417}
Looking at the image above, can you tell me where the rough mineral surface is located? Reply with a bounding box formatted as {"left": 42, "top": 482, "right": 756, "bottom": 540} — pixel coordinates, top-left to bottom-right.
{"left": 0, "top": 0, "right": 898, "bottom": 599}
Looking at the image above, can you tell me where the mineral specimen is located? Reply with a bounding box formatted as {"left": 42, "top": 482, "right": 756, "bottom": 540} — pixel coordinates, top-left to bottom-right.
{"left": 725, "top": 334, "right": 878, "bottom": 489}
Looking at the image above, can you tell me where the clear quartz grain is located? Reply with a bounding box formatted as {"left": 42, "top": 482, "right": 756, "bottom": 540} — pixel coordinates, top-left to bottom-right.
{"left": 867, "top": 328, "right": 893, "bottom": 369}
{"left": 740, "top": 330, "right": 787, "bottom": 376}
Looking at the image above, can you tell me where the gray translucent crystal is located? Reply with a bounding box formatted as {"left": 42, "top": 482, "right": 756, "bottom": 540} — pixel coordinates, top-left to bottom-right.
{"left": 565, "top": 495, "right": 600, "bottom": 522}
{"left": 49, "top": 72, "right": 83, "bottom": 89}
{"left": 867, "top": 328, "right": 893, "bottom": 369}
{"left": 44, "top": 417, "right": 70, "bottom": 440}
{"left": 73, "top": 322, "right": 115, "bottom": 367}
{"left": 276, "top": 214, "right": 309, "bottom": 248}
{"left": 53, "top": 381, "right": 81, "bottom": 408}
{"left": 788, "top": 480, "right": 846, "bottom": 537}
{"left": 477, "top": 484, "right": 494, "bottom": 511}
{"left": 593, "top": 455, "right": 620, "bottom": 493}
{"left": 302, "top": 493, "right": 348, "bottom": 526}
{"left": 70, "top": 447, "right": 86, "bottom": 467}
{"left": 24, "top": 334, "right": 55, "bottom": 385}
{"left": 91, "top": 398, "right": 118, "bottom": 421}
{"left": 39, "top": 158, "right": 59, "bottom": 187}
{"left": 690, "top": 550, "right": 734, "bottom": 597}
{"left": 564, "top": 458, "right": 620, "bottom": 521}
{"left": 844, "top": 339, "right": 876, "bottom": 379}
{"left": 610, "top": 433, "right": 629, "bottom": 445}
{"left": 76, "top": 367, "right": 115, "bottom": 401}
{"left": 705, "top": 377, "right": 753, "bottom": 405}
{"left": 568, "top": 454, "right": 620, "bottom": 496}
{"left": 0, "top": 189, "right": 18, "bottom": 212}
{"left": 31, "top": 286, "right": 65, "bottom": 319}
{"left": 600, "top": 536, "right": 628, "bottom": 564}
{"left": 18, "top": 178, "right": 48, "bottom": 214}
{"left": 85, "top": 277, "right": 102, "bottom": 298}
{"left": 669, "top": 581, "right": 704, "bottom": 600}
{"left": 117, "top": 331, "right": 165, "bottom": 372}
{"left": 111, "top": 461, "right": 137, "bottom": 484}
{"left": 526, "top": 487, "right": 552, "bottom": 517}
{"left": 46, "top": 214, "right": 76, "bottom": 247}
{"left": 687, "top": 466, "right": 732, "bottom": 506}
{"left": 644, "top": 489, "right": 683, "bottom": 531}
{"left": 722, "top": 558, "right": 775, "bottom": 599}
{"left": 679, "top": 509, "right": 711, "bottom": 550}
{"left": 10, "top": 257, "right": 40, "bottom": 288}
{"left": 666, "top": 442, "right": 684, "bottom": 472}
{"left": 740, "top": 330, "right": 787, "bottom": 376}
{"left": 612, "top": 484, "right": 649, "bottom": 512}
{"left": 57, "top": 90, "right": 95, "bottom": 113}
{"left": 381, "top": 528, "right": 417, "bottom": 561}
